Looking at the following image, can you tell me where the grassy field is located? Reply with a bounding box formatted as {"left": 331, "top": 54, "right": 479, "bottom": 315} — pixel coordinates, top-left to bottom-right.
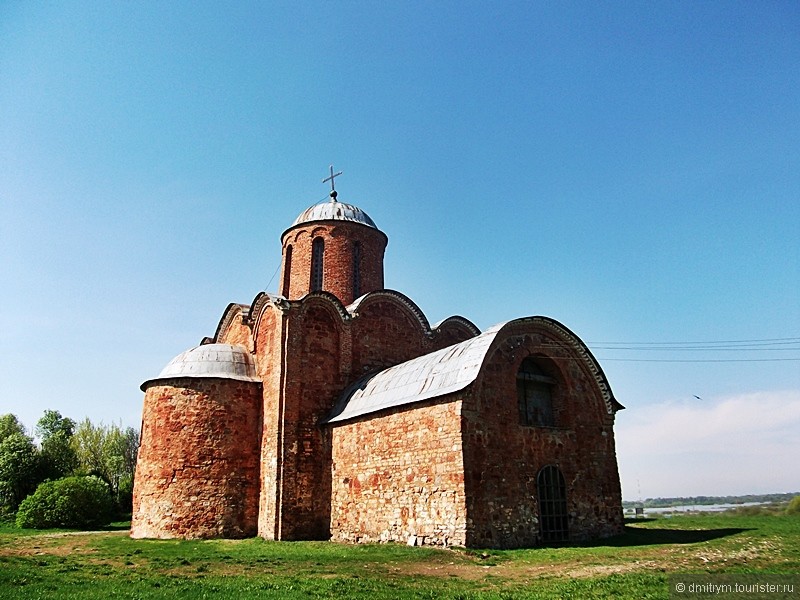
{"left": 0, "top": 512, "right": 798, "bottom": 599}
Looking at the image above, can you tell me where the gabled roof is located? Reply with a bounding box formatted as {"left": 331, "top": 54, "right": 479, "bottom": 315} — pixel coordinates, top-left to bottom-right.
{"left": 325, "top": 323, "right": 504, "bottom": 424}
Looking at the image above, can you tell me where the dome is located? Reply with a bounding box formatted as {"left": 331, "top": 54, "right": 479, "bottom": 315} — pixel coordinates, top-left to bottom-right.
{"left": 140, "top": 343, "right": 260, "bottom": 391}
{"left": 289, "top": 197, "right": 378, "bottom": 230}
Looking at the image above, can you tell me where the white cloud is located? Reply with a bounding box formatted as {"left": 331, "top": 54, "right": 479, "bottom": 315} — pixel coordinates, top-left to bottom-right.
{"left": 615, "top": 390, "right": 800, "bottom": 499}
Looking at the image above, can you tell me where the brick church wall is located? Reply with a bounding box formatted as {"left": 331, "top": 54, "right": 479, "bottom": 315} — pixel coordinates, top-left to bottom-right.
{"left": 252, "top": 305, "right": 284, "bottom": 539}
{"left": 460, "top": 325, "right": 624, "bottom": 548}
{"left": 277, "top": 301, "right": 345, "bottom": 540}
{"left": 131, "top": 377, "right": 261, "bottom": 539}
{"left": 329, "top": 399, "right": 467, "bottom": 547}
{"left": 349, "top": 298, "right": 429, "bottom": 375}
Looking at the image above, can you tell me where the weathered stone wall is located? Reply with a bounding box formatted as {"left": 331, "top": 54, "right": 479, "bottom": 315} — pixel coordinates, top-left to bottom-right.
{"left": 461, "top": 322, "right": 624, "bottom": 548}
{"left": 329, "top": 399, "right": 467, "bottom": 547}
{"left": 252, "top": 304, "right": 284, "bottom": 540}
{"left": 131, "top": 377, "right": 261, "bottom": 539}
{"left": 277, "top": 301, "right": 345, "bottom": 540}
{"left": 280, "top": 222, "right": 387, "bottom": 305}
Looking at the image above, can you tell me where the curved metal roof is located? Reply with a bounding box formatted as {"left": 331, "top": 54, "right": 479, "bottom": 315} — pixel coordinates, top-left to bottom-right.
{"left": 289, "top": 198, "right": 378, "bottom": 230}
{"left": 141, "top": 343, "right": 260, "bottom": 391}
{"left": 325, "top": 316, "right": 623, "bottom": 424}
{"left": 325, "top": 323, "right": 504, "bottom": 424}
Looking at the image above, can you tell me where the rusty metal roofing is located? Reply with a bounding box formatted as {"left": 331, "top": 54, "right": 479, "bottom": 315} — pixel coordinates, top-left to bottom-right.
{"left": 290, "top": 198, "right": 378, "bottom": 230}
{"left": 325, "top": 322, "right": 506, "bottom": 424}
{"left": 140, "top": 343, "right": 260, "bottom": 391}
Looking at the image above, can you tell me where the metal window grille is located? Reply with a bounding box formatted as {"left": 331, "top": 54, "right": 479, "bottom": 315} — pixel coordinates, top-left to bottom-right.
{"left": 537, "top": 465, "right": 569, "bottom": 543}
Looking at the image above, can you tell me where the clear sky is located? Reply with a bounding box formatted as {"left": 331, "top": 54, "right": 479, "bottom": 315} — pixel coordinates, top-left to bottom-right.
{"left": 1, "top": 1, "right": 798, "bottom": 500}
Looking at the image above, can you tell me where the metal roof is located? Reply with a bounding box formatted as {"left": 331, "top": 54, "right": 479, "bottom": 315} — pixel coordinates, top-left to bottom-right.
{"left": 289, "top": 198, "right": 378, "bottom": 230}
{"left": 325, "top": 323, "right": 506, "bottom": 424}
{"left": 141, "top": 343, "right": 260, "bottom": 391}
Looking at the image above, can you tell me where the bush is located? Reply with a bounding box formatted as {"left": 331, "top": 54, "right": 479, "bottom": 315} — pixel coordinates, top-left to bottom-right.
{"left": 15, "top": 476, "right": 113, "bottom": 529}
{"left": 787, "top": 496, "right": 800, "bottom": 516}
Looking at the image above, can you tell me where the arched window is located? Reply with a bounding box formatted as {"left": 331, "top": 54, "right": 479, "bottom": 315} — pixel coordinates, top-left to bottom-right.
{"left": 310, "top": 238, "right": 324, "bottom": 291}
{"left": 517, "top": 357, "right": 556, "bottom": 427}
{"left": 282, "top": 245, "right": 292, "bottom": 297}
{"left": 537, "top": 465, "right": 568, "bottom": 543}
{"left": 353, "top": 241, "right": 362, "bottom": 299}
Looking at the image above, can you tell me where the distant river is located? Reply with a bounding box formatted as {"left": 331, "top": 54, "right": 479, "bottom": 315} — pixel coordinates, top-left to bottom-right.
{"left": 626, "top": 501, "right": 767, "bottom": 515}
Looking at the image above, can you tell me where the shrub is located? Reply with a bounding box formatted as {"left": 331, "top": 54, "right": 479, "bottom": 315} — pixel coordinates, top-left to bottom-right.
{"left": 15, "top": 475, "right": 113, "bottom": 529}
{"left": 787, "top": 496, "right": 800, "bottom": 516}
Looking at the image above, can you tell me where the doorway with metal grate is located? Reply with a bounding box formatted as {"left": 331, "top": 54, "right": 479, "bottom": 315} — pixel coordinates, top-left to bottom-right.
{"left": 537, "top": 465, "right": 569, "bottom": 543}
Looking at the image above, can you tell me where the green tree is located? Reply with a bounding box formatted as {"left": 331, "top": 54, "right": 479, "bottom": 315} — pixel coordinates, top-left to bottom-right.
{"left": 71, "top": 419, "right": 140, "bottom": 511}
{"left": 36, "top": 410, "right": 76, "bottom": 441}
{"left": 0, "top": 414, "right": 27, "bottom": 443}
{"left": 36, "top": 410, "right": 79, "bottom": 481}
{"left": 0, "top": 432, "right": 40, "bottom": 515}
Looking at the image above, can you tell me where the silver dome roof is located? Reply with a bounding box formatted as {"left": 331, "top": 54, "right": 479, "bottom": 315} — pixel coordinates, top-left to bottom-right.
{"left": 141, "top": 343, "right": 260, "bottom": 391}
{"left": 290, "top": 198, "right": 378, "bottom": 230}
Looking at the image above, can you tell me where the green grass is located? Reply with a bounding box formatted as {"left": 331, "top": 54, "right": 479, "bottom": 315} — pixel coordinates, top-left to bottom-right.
{"left": 0, "top": 513, "right": 797, "bottom": 599}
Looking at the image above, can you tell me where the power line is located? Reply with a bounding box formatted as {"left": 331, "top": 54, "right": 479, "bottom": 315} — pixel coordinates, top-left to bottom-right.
{"left": 598, "top": 357, "right": 800, "bottom": 363}
{"left": 588, "top": 336, "right": 800, "bottom": 346}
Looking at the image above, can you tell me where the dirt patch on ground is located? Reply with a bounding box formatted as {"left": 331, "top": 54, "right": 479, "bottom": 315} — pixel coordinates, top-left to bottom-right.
{"left": 0, "top": 530, "right": 126, "bottom": 558}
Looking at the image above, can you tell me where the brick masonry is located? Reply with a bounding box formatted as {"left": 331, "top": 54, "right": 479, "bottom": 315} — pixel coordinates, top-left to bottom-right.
{"left": 131, "top": 378, "right": 261, "bottom": 539}
{"left": 330, "top": 399, "right": 467, "bottom": 547}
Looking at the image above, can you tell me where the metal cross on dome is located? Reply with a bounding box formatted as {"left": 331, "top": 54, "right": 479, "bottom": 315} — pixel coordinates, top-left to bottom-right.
{"left": 322, "top": 165, "right": 343, "bottom": 198}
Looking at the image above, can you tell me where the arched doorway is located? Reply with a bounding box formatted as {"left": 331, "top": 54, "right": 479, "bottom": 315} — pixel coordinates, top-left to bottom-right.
{"left": 537, "top": 465, "right": 568, "bottom": 542}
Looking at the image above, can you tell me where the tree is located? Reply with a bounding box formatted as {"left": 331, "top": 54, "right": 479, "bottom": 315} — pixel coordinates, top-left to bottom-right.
{"left": 0, "top": 432, "right": 40, "bottom": 515}
{"left": 36, "top": 410, "right": 79, "bottom": 481}
{"left": 36, "top": 410, "right": 76, "bottom": 441}
{"left": 71, "top": 419, "right": 140, "bottom": 511}
{"left": 0, "top": 414, "right": 27, "bottom": 443}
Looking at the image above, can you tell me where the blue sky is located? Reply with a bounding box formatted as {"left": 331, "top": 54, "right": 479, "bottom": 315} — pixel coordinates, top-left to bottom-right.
{"left": 1, "top": 1, "right": 798, "bottom": 499}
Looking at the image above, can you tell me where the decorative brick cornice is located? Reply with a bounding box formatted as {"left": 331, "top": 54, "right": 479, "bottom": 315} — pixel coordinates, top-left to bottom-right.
{"left": 431, "top": 315, "right": 481, "bottom": 338}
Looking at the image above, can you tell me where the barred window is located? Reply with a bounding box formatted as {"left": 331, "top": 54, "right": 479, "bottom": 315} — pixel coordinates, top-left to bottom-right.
{"left": 311, "top": 238, "right": 324, "bottom": 291}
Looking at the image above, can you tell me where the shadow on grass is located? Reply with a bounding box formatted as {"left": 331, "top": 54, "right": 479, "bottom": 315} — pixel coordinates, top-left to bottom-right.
{"left": 576, "top": 522, "right": 753, "bottom": 548}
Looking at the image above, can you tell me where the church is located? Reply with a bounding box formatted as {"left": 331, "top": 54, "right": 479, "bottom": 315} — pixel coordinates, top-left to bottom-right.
{"left": 131, "top": 171, "right": 625, "bottom": 548}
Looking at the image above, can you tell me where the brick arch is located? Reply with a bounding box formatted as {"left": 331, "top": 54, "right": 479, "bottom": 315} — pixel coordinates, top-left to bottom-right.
{"left": 515, "top": 317, "right": 622, "bottom": 416}
{"left": 349, "top": 292, "right": 432, "bottom": 373}
{"left": 430, "top": 315, "right": 480, "bottom": 349}
{"left": 212, "top": 303, "right": 253, "bottom": 349}
{"left": 347, "top": 290, "right": 431, "bottom": 332}
{"left": 298, "top": 291, "right": 351, "bottom": 323}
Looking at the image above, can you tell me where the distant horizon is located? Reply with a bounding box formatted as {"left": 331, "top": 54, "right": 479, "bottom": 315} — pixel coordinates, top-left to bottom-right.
{"left": 622, "top": 491, "right": 799, "bottom": 504}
